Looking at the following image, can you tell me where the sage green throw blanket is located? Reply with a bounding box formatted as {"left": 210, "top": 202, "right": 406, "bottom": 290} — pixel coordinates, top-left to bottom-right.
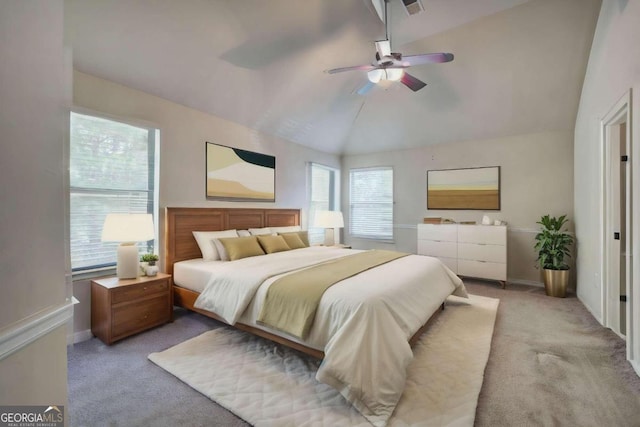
{"left": 257, "top": 250, "right": 409, "bottom": 339}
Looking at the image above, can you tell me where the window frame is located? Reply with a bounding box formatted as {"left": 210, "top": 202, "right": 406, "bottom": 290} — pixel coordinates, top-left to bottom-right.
{"left": 348, "top": 166, "right": 394, "bottom": 242}
{"left": 68, "top": 108, "right": 160, "bottom": 277}
{"left": 307, "top": 162, "right": 340, "bottom": 245}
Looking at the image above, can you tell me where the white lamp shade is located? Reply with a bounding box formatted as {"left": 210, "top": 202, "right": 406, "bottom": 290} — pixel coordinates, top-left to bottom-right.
{"left": 101, "top": 213, "right": 155, "bottom": 243}
{"left": 367, "top": 69, "right": 383, "bottom": 83}
{"left": 386, "top": 68, "right": 404, "bottom": 81}
{"left": 313, "top": 211, "right": 344, "bottom": 229}
{"left": 101, "top": 214, "right": 155, "bottom": 279}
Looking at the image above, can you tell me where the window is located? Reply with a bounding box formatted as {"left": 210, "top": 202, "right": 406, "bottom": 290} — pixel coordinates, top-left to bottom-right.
{"left": 349, "top": 167, "right": 393, "bottom": 240}
{"left": 69, "top": 112, "right": 159, "bottom": 272}
{"left": 308, "top": 163, "right": 339, "bottom": 245}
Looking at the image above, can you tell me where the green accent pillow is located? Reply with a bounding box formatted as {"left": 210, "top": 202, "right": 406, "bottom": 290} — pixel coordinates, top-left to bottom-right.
{"left": 257, "top": 235, "right": 291, "bottom": 254}
{"left": 218, "top": 236, "right": 266, "bottom": 261}
{"left": 280, "top": 232, "right": 306, "bottom": 249}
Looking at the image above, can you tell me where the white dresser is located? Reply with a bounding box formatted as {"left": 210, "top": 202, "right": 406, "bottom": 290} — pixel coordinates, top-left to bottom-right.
{"left": 417, "top": 223, "right": 507, "bottom": 287}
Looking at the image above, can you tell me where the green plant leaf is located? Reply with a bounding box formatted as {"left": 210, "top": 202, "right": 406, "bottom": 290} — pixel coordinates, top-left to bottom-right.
{"left": 534, "top": 214, "right": 573, "bottom": 270}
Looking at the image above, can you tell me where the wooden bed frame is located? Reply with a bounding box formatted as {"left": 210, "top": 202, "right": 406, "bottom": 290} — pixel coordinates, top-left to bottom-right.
{"left": 165, "top": 207, "right": 442, "bottom": 360}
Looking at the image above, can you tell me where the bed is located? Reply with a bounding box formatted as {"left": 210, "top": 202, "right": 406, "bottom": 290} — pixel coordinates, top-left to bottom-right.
{"left": 164, "top": 207, "right": 467, "bottom": 426}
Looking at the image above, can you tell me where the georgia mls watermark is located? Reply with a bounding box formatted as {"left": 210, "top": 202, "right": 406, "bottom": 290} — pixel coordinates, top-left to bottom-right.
{"left": 0, "top": 406, "right": 63, "bottom": 427}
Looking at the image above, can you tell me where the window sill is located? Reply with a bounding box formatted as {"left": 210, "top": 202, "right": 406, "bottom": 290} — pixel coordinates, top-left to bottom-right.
{"left": 72, "top": 267, "right": 116, "bottom": 282}
{"left": 349, "top": 236, "right": 395, "bottom": 244}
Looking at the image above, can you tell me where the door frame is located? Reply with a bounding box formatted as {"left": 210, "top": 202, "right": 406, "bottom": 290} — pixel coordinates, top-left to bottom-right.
{"left": 600, "top": 90, "right": 632, "bottom": 353}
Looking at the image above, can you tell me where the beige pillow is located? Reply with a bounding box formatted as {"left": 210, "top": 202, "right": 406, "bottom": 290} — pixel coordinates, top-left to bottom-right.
{"left": 297, "top": 230, "right": 310, "bottom": 247}
{"left": 280, "top": 231, "right": 309, "bottom": 247}
{"left": 192, "top": 229, "right": 238, "bottom": 260}
{"left": 212, "top": 239, "right": 231, "bottom": 261}
{"left": 257, "top": 235, "right": 291, "bottom": 254}
{"left": 280, "top": 232, "right": 306, "bottom": 250}
{"left": 218, "top": 236, "right": 266, "bottom": 261}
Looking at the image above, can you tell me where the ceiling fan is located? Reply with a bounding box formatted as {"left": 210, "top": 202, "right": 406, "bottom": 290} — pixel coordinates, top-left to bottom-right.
{"left": 325, "top": 0, "right": 454, "bottom": 94}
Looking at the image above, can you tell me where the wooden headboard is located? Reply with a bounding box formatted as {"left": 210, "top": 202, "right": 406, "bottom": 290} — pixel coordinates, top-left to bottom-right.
{"left": 164, "top": 207, "right": 300, "bottom": 275}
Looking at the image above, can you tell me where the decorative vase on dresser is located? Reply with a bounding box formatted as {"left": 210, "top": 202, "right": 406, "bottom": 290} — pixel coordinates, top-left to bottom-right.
{"left": 417, "top": 223, "right": 507, "bottom": 288}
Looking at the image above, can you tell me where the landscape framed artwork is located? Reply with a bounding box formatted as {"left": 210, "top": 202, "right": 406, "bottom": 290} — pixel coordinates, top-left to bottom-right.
{"left": 427, "top": 166, "right": 500, "bottom": 210}
{"left": 206, "top": 142, "right": 275, "bottom": 201}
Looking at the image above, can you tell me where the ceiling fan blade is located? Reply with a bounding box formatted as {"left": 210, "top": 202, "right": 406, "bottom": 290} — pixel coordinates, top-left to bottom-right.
{"left": 325, "top": 64, "right": 377, "bottom": 74}
{"left": 356, "top": 81, "right": 376, "bottom": 96}
{"left": 400, "top": 72, "right": 427, "bottom": 92}
{"left": 402, "top": 52, "right": 454, "bottom": 67}
{"left": 375, "top": 40, "right": 391, "bottom": 58}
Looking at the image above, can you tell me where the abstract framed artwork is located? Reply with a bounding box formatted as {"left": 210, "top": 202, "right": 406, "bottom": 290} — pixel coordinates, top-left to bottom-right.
{"left": 206, "top": 142, "right": 275, "bottom": 201}
{"left": 427, "top": 166, "right": 500, "bottom": 210}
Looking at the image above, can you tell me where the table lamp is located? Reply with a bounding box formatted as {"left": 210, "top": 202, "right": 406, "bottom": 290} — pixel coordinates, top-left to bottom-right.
{"left": 314, "top": 210, "right": 344, "bottom": 246}
{"left": 101, "top": 213, "right": 155, "bottom": 279}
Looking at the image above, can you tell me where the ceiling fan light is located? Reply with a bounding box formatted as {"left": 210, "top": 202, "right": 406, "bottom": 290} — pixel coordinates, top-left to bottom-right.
{"left": 386, "top": 68, "right": 404, "bottom": 81}
{"left": 367, "top": 69, "right": 383, "bottom": 83}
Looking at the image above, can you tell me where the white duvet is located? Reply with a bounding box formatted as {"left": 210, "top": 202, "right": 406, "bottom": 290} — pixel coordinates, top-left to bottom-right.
{"left": 193, "top": 246, "right": 467, "bottom": 426}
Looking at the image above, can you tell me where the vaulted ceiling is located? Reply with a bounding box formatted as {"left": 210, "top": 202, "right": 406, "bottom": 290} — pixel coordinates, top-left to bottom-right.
{"left": 64, "top": 0, "right": 601, "bottom": 155}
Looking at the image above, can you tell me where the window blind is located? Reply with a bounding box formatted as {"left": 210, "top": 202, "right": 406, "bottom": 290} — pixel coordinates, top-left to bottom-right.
{"left": 349, "top": 167, "right": 393, "bottom": 240}
{"left": 308, "top": 163, "right": 338, "bottom": 245}
{"left": 69, "top": 112, "right": 158, "bottom": 271}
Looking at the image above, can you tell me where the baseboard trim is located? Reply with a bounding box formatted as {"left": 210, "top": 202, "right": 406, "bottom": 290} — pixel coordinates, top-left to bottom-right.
{"left": 0, "top": 299, "right": 74, "bottom": 361}
{"left": 73, "top": 329, "right": 93, "bottom": 344}
{"left": 578, "top": 295, "right": 603, "bottom": 324}
{"left": 631, "top": 359, "right": 640, "bottom": 377}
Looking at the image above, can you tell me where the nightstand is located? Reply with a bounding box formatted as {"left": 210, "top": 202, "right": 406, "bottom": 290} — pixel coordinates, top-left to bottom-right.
{"left": 91, "top": 273, "right": 173, "bottom": 345}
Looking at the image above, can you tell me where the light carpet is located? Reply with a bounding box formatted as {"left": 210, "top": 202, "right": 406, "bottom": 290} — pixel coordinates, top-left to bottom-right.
{"left": 148, "top": 294, "right": 499, "bottom": 427}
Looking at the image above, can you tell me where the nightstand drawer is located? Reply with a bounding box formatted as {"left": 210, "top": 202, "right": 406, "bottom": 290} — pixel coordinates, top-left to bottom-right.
{"left": 92, "top": 273, "right": 173, "bottom": 344}
{"left": 112, "top": 295, "right": 170, "bottom": 338}
{"left": 111, "top": 279, "right": 168, "bottom": 304}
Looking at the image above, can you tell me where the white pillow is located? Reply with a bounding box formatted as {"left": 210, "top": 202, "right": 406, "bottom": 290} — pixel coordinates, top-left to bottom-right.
{"left": 192, "top": 229, "right": 238, "bottom": 260}
{"left": 248, "top": 227, "right": 273, "bottom": 236}
{"left": 212, "top": 239, "right": 230, "bottom": 261}
{"left": 237, "top": 230, "right": 251, "bottom": 237}
{"left": 270, "top": 225, "right": 302, "bottom": 234}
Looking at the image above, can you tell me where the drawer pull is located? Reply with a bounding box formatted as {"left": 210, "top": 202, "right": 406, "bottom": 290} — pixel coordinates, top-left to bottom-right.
{"left": 144, "top": 286, "right": 147, "bottom": 290}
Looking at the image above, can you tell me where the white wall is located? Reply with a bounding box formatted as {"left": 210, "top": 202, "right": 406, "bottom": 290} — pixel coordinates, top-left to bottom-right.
{"left": 574, "top": 0, "right": 640, "bottom": 372}
{"left": 71, "top": 71, "right": 340, "bottom": 337}
{"left": 0, "top": 0, "right": 69, "bottom": 412}
{"left": 342, "top": 130, "right": 575, "bottom": 285}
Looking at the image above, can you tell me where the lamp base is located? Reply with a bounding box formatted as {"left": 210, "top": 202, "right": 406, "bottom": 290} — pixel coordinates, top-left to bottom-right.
{"left": 323, "top": 228, "right": 336, "bottom": 247}
{"left": 117, "top": 243, "right": 140, "bottom": 279}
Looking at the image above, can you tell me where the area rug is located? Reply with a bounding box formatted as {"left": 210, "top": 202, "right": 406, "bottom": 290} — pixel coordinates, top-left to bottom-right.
{"left": 148, "top": 294, "right": 499, "bottom": 427}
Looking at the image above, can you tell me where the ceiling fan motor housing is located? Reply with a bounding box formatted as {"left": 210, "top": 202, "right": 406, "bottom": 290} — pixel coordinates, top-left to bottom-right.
{"left": 401, "top": 0, "right": 425, "bottom": 16}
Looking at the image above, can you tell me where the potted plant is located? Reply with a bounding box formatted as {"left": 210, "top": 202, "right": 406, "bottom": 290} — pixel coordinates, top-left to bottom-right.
{"left": 140, "top": 253, "right": 159, "bottom": 277}
{"left": 534, "top": 214, "right": 574, "bottom": 297}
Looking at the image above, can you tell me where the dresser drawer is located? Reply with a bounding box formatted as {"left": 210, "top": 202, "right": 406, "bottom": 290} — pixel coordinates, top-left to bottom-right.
{"left": 458, "top": 259, "right": 506, "bottom": 281}
{"left": 111, "top": 295, "right": 170, "bottom": 338}
{"left": 458, "top": 242, "right": 506, "bottom": 263}
{"left": 417, "top": 224, "right": 457, "bottom": 242}
{"left": 417, "top": 240, "right": 457, "bottom": 258}
{"left": 111, "top": 279, "right": 169, "bottom": 304}
{"left": 457, "top": 225, "right": 506, "bottom": 245}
